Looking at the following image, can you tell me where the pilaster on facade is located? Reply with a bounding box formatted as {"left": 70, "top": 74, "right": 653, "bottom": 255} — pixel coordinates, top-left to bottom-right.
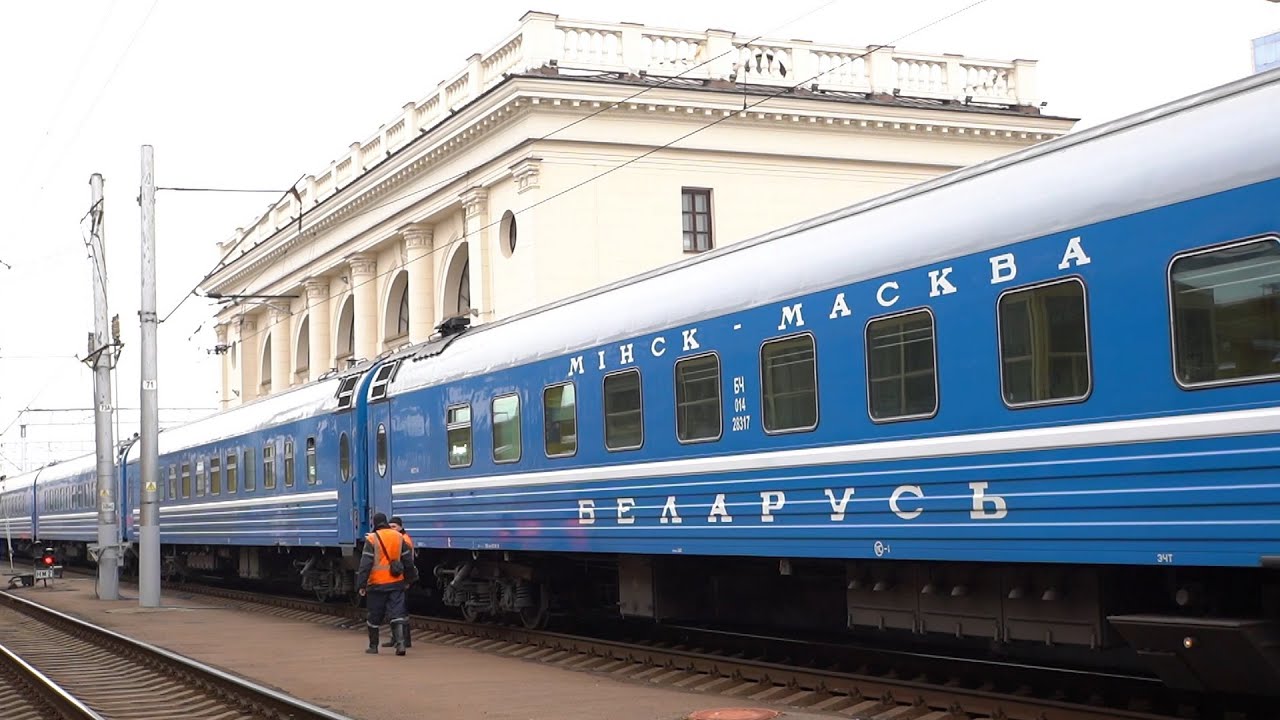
{"left": 402, "top": 223, "right": 437, "bottom": 344}
{"left": 215, "top": 323, "right": 230, "bottom": 410}
{"left": 460, "top": 187, "right": 493, "bottom": 322}
{"left": 236, "top": 316, "right": 260, "bottom": 404}
{"left": 346, "top": 253, "right": 379, "bottom": 362}
{"left": 269, "top": 307, "right": 292, "bottom": 395}
{"left": 303, "top": 278, "right": 333, "bottom": 382}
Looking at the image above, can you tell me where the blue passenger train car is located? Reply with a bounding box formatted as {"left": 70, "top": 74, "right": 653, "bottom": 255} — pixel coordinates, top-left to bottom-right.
{"left": 8, "top": 67, "right": 1280, "bottom": 695}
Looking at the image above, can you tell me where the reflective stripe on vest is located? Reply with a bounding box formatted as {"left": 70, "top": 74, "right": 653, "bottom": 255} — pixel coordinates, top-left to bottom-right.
{"left": 365, "top": 528, "right": 404, "bottom": 586}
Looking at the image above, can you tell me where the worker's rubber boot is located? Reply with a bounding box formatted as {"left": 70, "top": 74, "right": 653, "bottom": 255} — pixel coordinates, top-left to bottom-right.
{"left": 392, "top": 623, "right": 407, "bottom": 656}
{"left": 382, "top": 628, "right": 395, "bottom": 648}
{"left": 404, "top": 624, "right": 412, "bottom": 648}
{"left": 366, "top": 625, "right": 379, "bottom": 654}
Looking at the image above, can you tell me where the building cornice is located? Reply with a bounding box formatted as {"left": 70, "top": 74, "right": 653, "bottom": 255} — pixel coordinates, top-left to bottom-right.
{"left": 204, "top": 75, "right": 1072, "bottom": 297}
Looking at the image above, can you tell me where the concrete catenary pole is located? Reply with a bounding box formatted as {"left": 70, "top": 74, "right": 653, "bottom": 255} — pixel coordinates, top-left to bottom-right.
{"left": 88, "top": 173, "right": 120, "bottom": 601}
{"left": 139, "top": 146, "right": 161, "bottom": 607}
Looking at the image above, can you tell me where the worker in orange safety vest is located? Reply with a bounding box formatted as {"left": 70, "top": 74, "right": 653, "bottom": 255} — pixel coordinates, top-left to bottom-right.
{"left": 355, "top": 512, "right": 417, "bottom": 655}
{"left": 381, "top": 515, "right": 416, "bottom": 649}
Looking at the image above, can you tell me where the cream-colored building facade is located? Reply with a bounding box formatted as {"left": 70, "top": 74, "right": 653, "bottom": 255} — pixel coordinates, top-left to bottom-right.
{"left": 203, "top": 11, "right": 1076, "bottom": 409}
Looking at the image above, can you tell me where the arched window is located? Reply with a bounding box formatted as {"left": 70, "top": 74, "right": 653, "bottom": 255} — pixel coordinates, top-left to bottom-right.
{"left": 295, "top": 315, "right": 310, "bottom": 374}
{"left": 260, "top": 337, "right": 273, "bottom": 387}
{"left": 457, "top": 259, "right": 470, "bottom": 315}
{"left": 398, "top": 287, "right": 409, "bottom": 336}
{"left": 383, "top": 271, "right": 409, "bottom": 341}
{"left": 335, "top": 297, "right": 355, "bottom": 360}
{"left": 441, "top": 243, "right": 472, "bottom": 321}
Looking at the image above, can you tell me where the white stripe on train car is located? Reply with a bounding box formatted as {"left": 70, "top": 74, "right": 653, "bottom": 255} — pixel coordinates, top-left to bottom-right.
{"left": 393, "top": 405, "right": 1280, "bottom": 497}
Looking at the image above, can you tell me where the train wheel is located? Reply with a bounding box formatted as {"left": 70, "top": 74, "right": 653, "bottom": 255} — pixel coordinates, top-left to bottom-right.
{"left": 518, "top": 605, "right": 549, "bottom": 629}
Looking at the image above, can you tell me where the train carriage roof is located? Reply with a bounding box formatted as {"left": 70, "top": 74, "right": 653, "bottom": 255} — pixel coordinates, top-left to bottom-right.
{"left": 387, "top": 68, "right": 1280, "bottom": 396}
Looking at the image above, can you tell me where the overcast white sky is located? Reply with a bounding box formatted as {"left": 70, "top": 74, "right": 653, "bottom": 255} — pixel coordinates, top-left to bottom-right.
{"left": 0, "top": 0, "right": 1276, "bottom": 474}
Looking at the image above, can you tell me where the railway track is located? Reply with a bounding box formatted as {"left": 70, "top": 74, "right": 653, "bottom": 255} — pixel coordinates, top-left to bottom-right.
{"left": 0, "top": 589, "right": 354, "bottom": 720}
{"left": 154, "top": 580, "right": 1242, "bottom": 720}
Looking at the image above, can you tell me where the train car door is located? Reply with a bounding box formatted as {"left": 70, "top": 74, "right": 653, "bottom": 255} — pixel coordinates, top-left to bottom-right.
{"left": 364, "top": 360, "right": 400, "bottom": 522}
{"left": 333, "top": 373, "right": 364, "bottom": 544}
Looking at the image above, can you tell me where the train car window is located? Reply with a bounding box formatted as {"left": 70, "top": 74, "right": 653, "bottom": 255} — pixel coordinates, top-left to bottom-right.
{"left": 866, "top": 309, "right": 938, "bottom": 422}
{"left": 761, "top": 333, "right": 819, "bottom": 433}
{"left": 167, "top": 466, "right": 176, "bottom": 500}
{"left": 306, "top": 437, "right": 318, "bottom": 485}
{"left": 181, "top": 462, "right": 191, "bottom": 498}
{"left": 543, "top": 383, "right": 578, "bottom": 458}
{"left": 284, "top": 439, "right": 296, "bottom": 488}
{"left": 374, "top": 426, "right": 387, "bottom": 478}
{"left": 492, "top": 394, "right": 522, "bottom": 464}
{"left": 225, "top": 453, "right": 238, "bottom": 494}
{"left": 604, "top": 369, "right": 643, "bottom": 451}
{"left": 446, "top": 405, "right": 473, "bottom": 468}
{"left": 263, "top": 443, "right": 277, "bottom": 489}
{"left": 997, "top": 277, "right": 1090, "bottom": 407}
{"left": 243, "top": 449, "right": 256, "bottom": 492}
{"left": 675, "top": 353, "right": 722, "bottom": 443}
{"left": 195, "top": 460, "right": 206, "bottom": 496}
{"left": 209, "top": 456, "right": 222, "bottom": 495}
{"left": 340, "top": 433, "right": 353, "bottom": 481}
{"left": 1170, "top": 237, "right": 1280, "bottom": 387}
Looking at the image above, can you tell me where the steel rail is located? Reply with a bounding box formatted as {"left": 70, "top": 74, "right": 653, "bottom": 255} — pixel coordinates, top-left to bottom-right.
{"left": 0, "top": 641, "right": 106, "bottom": 720}
{"left": 0, "top": 590, "right": 354, "bottom": 720}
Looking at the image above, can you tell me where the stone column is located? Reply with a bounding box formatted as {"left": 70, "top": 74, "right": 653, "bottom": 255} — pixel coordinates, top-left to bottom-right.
{"left": 215, "top": 323, "right": 230, "bottom": 410}
{"left": 460, "top": 187, "right": 491, "bottom": 321}
{"left": 237, "top": 316, "right": 259, "bottom": 403}
{"left": 403, "top": 223, "right": 436, "bottom": 344}
{"left": 270, "top": 306, "right": 292, "bottom": 394}
{"left": 304, "top": 278, "right": 331, "bottom": 382}
{"left": 347, "top": 253, "right": 378, "bottom": 361}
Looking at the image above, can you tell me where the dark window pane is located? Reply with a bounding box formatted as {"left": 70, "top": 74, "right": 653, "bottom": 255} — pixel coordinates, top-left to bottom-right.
{"left": 374, "top": 426, "right": 387, "bottom": 478}
{"left": 447, "top": 405, "right": 472, "bottom": 467}
{"left": 867, "top": 310, "right": 937, "bottom": 420}
{"left": 761, "top": 335, "right": 817, "bottom": 432}
{"left": 1171, "top": 238, "right": 1280, "bottom": 385}
{"left": 676, "top": 354, "right": 721, "bottom": 442}
{"left": 492, "top": 395, "right": 522, "bottom": 463}
{"left": 543, "top": 384, "right": 577, "bottom": 457}
{"left": 604, "top": 370, "right": 643, "bottom": 450}
{"left": 998, "top": 280, "right": 1090, "bottom": 405}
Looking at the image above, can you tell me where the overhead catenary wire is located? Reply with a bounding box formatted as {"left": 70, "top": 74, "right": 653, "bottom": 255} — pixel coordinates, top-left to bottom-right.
{"left": 160, "top": 0, "right": 842, "bottom": 328}
{"left": 223, "top": 0, "right": 993, "bottom": 356}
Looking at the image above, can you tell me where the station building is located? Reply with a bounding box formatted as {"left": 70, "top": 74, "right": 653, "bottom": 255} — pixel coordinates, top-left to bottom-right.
{"left": 202, "top": 11, "right": 1077, "bottom": 409}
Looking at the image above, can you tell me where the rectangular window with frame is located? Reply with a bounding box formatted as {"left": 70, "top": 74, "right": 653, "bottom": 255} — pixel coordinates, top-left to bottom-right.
{"left": 226, "top": 453, "right": 238, "bottom": 494}
{"left": 181, "top": 462, "right": 191, "bottom": 498}
{"left": 263, "top": 443, "right": 276, "bottom": 489}
{"left": 195, "top": 460, "right": 206, "bottom": 496}
{"left": 998, "top": 278, "right": 1090, "bottom": 407}
{"left": 446, "top": 404, "right": 472, "bottom": 468}
{"left": 492, "top": 394, "right": 522, "bottom": 464}
{"left": 209, "top": 456, "right": 222, "bottom": 495}
{"left": 761, "top": 334, "right": 818, "bottom": 433}
{"left": 604, "top": 369, "right": 643, "bottom": 451}
{"left": 243, "top": 449, "right": 256, "bottom": 492}
{"left": 167, "top": 466, "right": 176, "bottom": 500}
{"left": 284, "top": 439, "right": 295, "bottom": 488}
{"left": 681, "top": 188, "right": 713, "bottom": 252}
{"left": 306, "top": 438, "right": 317, "bottom": 485}
{"left": 1170, "top": 237, "right": 1280, "bottom": 386}
{"left": 866, "top": 309, "right": 938, "bottom": 421}
{"left": 676, "top": 353, "right": 722, "bottom": 442}
{"left": 543, "top": 383, "right": 577, "bottom": 457}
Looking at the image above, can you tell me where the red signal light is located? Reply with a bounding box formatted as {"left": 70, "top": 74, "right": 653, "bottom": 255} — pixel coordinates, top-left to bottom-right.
{"left": 42, "top": 554, "right": 55, "bottom": 566}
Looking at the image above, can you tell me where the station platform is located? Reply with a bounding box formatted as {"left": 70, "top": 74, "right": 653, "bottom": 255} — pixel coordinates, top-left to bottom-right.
{"left": 5, "top": 576, "right": 838, "bottom": 720}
